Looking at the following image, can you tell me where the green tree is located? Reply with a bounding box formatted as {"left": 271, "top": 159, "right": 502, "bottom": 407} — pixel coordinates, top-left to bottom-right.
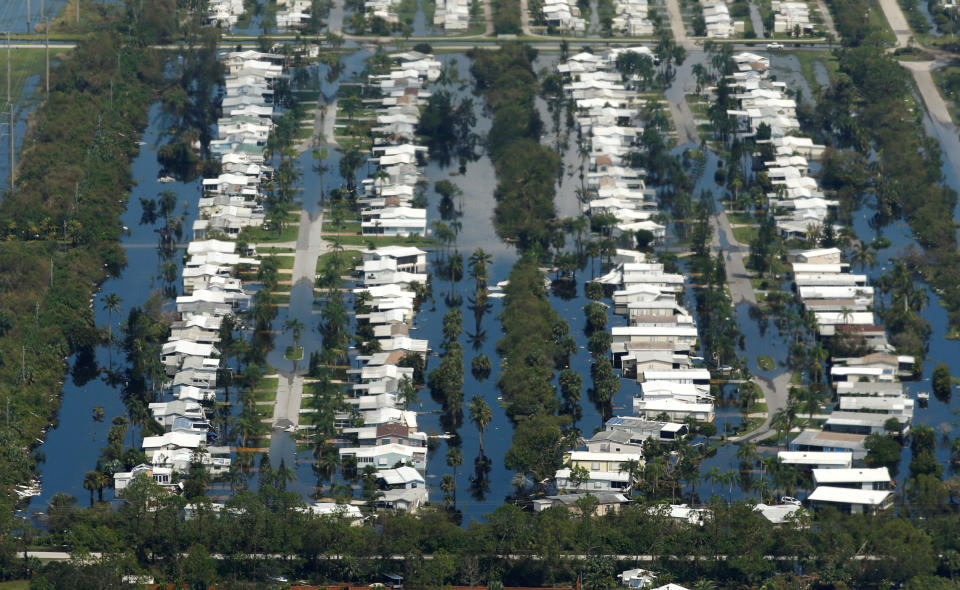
{"left": 933, "top": 362, "right": 952, "bottom": 403}
{"left": 469, "top": 394, "right": 493, "bottom": 456}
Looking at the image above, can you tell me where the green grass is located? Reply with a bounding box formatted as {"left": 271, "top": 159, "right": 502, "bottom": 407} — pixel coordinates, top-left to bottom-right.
{"left": 732, "top": 226, "right": 758, "bottom": 244}
{"left": 790, "top": 371, "right": 803, "bottom": 385}
{"left": 317, "top": 249, "right": 363, "bottom": 273}
{"left": 0, "top": 49, "right": 47, "bottom": 105}
{"left": 255, "top": 376, "right": 279, "bottom": 390}
{"left": 323, "top": 220, "right": 362, "bottom": 234}
{"left": 240, "top": 223, "right": 301, "bottom": 243}
{"left": 328, "top": 234, "right": 435, "bottom": 247}
{"left": 257, "top": 246, "right": 295, "bottom": 254}
{"left": 726, "top": 212, "right": 757, "bottom": 226}
{"left": 272, "top": 255, "right": 295, "bottom": 269}
{"left": 0, "top": 582, "right": 31, "bottom": 590}
{"left": 252, "top": 388, "right": 277, "bottom": 402}
{"left": 285, "top": 345, "right": 304, "bottom": 360}
{"left": 756, "top": 355, "right": 775, "bottom": 370}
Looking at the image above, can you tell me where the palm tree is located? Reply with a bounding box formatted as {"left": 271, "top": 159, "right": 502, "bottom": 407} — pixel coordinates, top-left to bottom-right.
{"left": 102, "top": 292, "right": 122, "bottom": 368}
{"left": 468, "top": 395, "right": 492, "bottom": 456}
{"left": 83, "top": 471, "right": 99, "bottom": 506}
{"left": 850, "top": 241, "right": 876, "bottom": 272}
{"left": 468, "top": 249, "right": 492, "bottom": 288}
{"left": 446, "top": 446, "right": 463, "bottom": 508}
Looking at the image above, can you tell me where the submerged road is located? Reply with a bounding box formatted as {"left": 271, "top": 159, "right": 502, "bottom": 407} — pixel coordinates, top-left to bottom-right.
{"left": 270, "top": 210, "right": 328, "bottom": 439}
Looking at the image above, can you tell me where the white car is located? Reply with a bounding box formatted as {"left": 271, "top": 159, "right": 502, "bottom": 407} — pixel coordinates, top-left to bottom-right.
{"left": 781, "top": 496, "right": 801, "bottom": 506}
{"left": 766, "top": 42, "right": 784, "bottom": 50}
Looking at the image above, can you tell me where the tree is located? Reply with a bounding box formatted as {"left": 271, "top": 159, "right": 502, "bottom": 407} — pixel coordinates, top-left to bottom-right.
{"left": 102, "top": 292, "right": 122, "bottom": 368}
{"left": 183, "top": 543, "right": 218, "bottom": 590}
{"left": 865, "top": 433, "right": 901, "bottom": 473}
{"left": 446, "top": 446, "right": 463, "bottom": 508}
{"left": 471, "top": 353, "right": 492, "bottom": 381}
{"left": 469, "top": 395, "right": 493, "bottom": 456}
{"left": 83, "top": 471, "right": 100, "bottom": 506}
{"left": 933, "top": 363, "right": 952, "bottom": 403}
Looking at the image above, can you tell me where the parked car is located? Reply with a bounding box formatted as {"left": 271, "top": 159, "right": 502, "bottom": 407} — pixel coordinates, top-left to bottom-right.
{"left": 781, "top": 496, "right": 801, "bottom": 506}
{"left": 766, "top": 42, "right": 784, "bottom": 50}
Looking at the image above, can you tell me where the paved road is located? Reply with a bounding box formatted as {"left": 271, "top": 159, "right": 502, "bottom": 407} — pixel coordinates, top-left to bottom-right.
{"left": 321, "top": 98, "right": 339, "bottom": 146}
{"left": 327, "top": 0, "right": 345, "bottom": 33}
{"left": 876, "top": 0, "right": 912, "bottom": 48}
{"left": 269, "top": 210, "right": 327, "bottom": 439}
{"left": 814, "top": 0, "right": 838, "bottom": 41}
{"left": 710, "top": 202, "right": 792, "bottom": 443}
{"left": 710, "top": 212, "right": 756, "bottom": 306}
{"left": 520, "top": 0, "right": 532, "bottom": 36}
{"left": 663, "top": 0, "right": 693, "bottom": 49}
{"left": 903, "top": 60, "right": 953, "bottom": 124}
{"left": 273, "top": 374, "right": 305, "bottom": 430}
{"left": 748, "top": 1, "right": 764, "bottom": 38}
{"left": 483, "top": 0, "right": 494, "bottom": 35}
{"left": 291, "top": 209, "right": 328, "bottom": 289}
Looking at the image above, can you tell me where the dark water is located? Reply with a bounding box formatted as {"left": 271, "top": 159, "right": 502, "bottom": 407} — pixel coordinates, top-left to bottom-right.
{"left": 29, "top": 102, "right": 201, "bottom": 510}
{"left": 691, "top": 53, "right": 960, "bottom": 503}
{"left": 0, "top": 0, "right": 67, "bottom": 34}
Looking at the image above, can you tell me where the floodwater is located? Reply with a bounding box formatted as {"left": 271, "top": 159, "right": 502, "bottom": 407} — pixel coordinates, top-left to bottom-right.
{"left": 691, "top": 52, "right": 960, "bottom": 503}
{"left": 29, "top": 102, "right": 201, "bottom": 509}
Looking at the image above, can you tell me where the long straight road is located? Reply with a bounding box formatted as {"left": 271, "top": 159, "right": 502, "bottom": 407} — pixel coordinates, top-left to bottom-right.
{"left": 665, "top": 56, "right": 790, "bottom": 445}
{"left": 876, "top": 0, "right": 912, "bottom": 48}
{"left": 270, "top": 210, "right": 328, "bottom": 439}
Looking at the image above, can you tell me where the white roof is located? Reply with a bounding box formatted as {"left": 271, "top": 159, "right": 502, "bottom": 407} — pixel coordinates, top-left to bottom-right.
{"left": 187, "top": 239, "right": 236, "bottom": 255}
{"left": 568, "top": 451, "right": 643, "bottom": 463}
{"left": 812, "top": 467, "right": 891, "bottom": 485}
{"left": 378, "top": 466, "right": 424, "bottom": 485}
{"left": 307, "top": 502, "right": 363, "bottom": 519}
{"left": 808, "top": 486, "right": 892, "bottom": 506}
{"left": 142, "top": 431, "right": 204, "bottom": 450}
{"left": 641, "top": 369, "right": 710, "bottom": 381}
{"left": 777, "top": 451, "right": 852, "bottom": 466}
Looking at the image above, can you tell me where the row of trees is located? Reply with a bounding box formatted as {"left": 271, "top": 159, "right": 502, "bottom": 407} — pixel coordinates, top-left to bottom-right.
{"left": 18, "top": 475, "right": 960, "bottom": 589}
{"left": 823, "top": 0, "right": 960, "bottom": 336}
{"left": 0, "top": 0, "right": 184, "bottom": 524}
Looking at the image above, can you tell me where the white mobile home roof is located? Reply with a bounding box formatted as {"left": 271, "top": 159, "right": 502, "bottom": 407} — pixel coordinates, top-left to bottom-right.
{"left": 808, "top": 486, "right": 892, "bottom": 506}
{"left": 777, "top": 451, "right": 852, "bottom": 467}
{"left": 641, "top": 369, "right": 711, "bottom": 382}
{"left": 812, "top": 467, "right": 891, "bottom": 486}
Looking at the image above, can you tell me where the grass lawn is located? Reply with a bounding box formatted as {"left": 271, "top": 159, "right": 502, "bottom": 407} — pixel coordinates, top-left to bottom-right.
{"left": 317, "top": 249, "right": 363, "bottom": 273}
{"left": 257, "top": 246, "right": 295, "bottom": 254}
{"left": 241, "top": 223, "right": 301, "bottom": 243}
{"left": 322, "top": 220, "right": 362, "bottom": 234}
{"left": 271, "top": 292, "right": 291, "bottom": 304}
{"left": 732, "top": 226, "right": 758, "bottom": 244}
{"left": 329, "top": 234, "right": 435, "bottom": 248}
{"left": 726, "top": 212, "right": 757, "bottom": 226}
{"left": 285, "top": 345, "right": 304, "bottom": 360}
{"left": 255, "top": 376, "right": 279, "bottom": 390}
{"left": 253, "top": 388, "right": 277, "bottom": 402}
{"left": 790, "top": 371, "right": 803, "bottom": 385}
{"left": 0, "top": 582, "right": 30, "bottom": 590}
{"left": 756, "top": 355, "right": 775, "bottom": 370}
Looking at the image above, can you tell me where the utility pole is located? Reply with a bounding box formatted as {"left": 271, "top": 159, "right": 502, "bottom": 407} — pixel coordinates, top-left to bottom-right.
{"left": 27, "top": 0, "right": 31, "bottom": 33}
{"left": 8, "top": 107, "right": 13, "bottom": 194}
{"left": 7, "top": 32, "right": 12, "bottom": 194}
{"left": 77, "top": 0, "right": 80, "bottom": 24}
{"left": 44, "top": 19, "right": 49, "bottom": 98}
